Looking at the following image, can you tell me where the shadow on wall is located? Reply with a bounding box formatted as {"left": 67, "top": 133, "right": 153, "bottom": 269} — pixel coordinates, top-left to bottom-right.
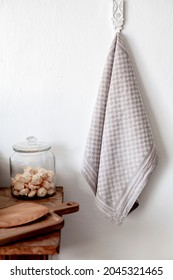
{"left": 55, "top": 171, "right": 110, "bottom": 254}
{"left": 0, "top": 154, "right": 11, "bottom": 187}
{"left": 51, "top": 145, "right": 105, "bottom": 248}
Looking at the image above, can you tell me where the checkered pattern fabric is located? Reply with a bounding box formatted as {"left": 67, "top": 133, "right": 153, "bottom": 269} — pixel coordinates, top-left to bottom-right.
{"left": 82, "top": 33, "right": 158, "bottom": 224}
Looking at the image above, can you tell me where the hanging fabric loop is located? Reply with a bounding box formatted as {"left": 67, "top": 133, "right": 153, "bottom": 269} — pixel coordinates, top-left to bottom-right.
{"left": 112, "top": 0, "right": 124, "bottom": 32}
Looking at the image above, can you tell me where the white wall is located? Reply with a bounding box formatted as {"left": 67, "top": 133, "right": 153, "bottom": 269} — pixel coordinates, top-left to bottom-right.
{"left": 0, "top": 0, "right": 172, "bottom": 259}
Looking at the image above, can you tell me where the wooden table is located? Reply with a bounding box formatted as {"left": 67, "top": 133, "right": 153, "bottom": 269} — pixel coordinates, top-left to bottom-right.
{"left": 0, "top": 186, "right": 64, "bottom": 260}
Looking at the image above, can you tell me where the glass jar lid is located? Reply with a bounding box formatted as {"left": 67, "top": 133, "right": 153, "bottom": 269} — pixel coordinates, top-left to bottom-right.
{"left": 13, "top": 136, "right": 51, "bottom": 153}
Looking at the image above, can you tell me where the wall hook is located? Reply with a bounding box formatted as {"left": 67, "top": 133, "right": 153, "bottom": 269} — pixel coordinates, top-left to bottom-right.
{"left": 112, "top": 0, "right": 124, "bottom": 32}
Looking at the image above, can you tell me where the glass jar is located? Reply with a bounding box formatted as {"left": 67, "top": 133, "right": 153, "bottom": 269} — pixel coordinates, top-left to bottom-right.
{"left": 9, "top": 136, "right": 56, "bottom": 199}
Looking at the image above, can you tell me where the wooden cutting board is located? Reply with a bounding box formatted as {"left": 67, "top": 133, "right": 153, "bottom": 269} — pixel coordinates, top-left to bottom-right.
{"left": 0, "top": 201, "right": 79, "bottom": 228}
{"left": 0, "top": 187, "right": 79, "bottom": 246}
{"left": 0, "top": 213, "right": 64, "bottom": 246}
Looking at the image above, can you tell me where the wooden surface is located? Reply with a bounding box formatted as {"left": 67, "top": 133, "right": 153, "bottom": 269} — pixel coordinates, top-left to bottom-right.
{"left": 0, "top": 202, "right": 49, "bottom": 228}
{"left": 0, "top": 231, "right": 61, "bottom": 259}
{"left": 0, "top": 212, "right": 64, "bottom": 246}
{"left": 0, "top": 201, "right": 79, "bottom": 228}
{"left": 0, "top": 187, "right": 64, "bottom": 258}
{"left": 0, "top": 186, "right": 64, "bottom": 209}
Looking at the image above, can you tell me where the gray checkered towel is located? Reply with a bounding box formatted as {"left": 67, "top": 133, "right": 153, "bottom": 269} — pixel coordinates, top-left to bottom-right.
{"left": 82, "top": 33, "right": 158, "bottom": 224}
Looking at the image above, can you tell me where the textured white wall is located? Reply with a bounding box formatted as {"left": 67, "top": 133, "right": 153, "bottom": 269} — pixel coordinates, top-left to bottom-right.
{"left": 0, "top": 0, "right": 173, "bottom": 259}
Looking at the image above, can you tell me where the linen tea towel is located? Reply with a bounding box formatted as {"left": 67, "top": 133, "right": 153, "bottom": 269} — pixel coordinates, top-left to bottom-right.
{"left": 81, "top": 33, "right": 158, "bottom": 224}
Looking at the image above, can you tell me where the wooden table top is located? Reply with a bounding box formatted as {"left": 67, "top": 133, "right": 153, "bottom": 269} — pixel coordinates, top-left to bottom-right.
{"left": 0, "top": 186, "right": 63, "bottom": 257}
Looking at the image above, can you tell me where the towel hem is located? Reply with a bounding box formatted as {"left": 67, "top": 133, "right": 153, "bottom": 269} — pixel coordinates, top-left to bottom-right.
{"left": 94, "top": 144, "right": 158, "bottom": 224}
